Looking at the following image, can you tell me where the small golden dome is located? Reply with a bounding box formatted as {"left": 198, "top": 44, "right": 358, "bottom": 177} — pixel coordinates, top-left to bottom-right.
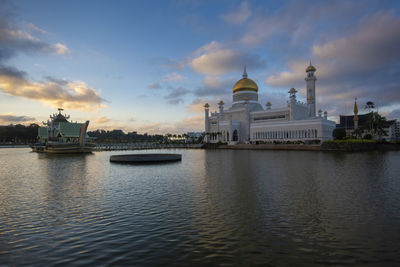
{"left": 306, "top": 65, "right": 316, "bottom": 72}
{"left": 204, "top": 103, "right": 210, "bottom": 108}
{"left": 288, "top": 88, "right": 297, "bottom": 94}
{"left": 233, "top": 78, "right": 258, "bottom": 93}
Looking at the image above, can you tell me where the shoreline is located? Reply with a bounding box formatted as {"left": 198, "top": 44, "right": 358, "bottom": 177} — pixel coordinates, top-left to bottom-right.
{"left": 0, "top": 145, "right": 30, "bottom": 148}
{"left": 210, "top": 143, "right": 400, "bottom": 152}
{"left": 2, "top": 143, "right": 400, "bottom": 152}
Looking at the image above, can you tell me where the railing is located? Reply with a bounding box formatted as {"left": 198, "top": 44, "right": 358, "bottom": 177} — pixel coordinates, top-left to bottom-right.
{"left": 94, "top": 143, "right": 203, "bottom": 151}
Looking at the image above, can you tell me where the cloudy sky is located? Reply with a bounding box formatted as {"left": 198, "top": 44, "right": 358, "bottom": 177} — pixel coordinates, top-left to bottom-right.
{"left": 0, "top": 0, "right": 399, "bottom": 133}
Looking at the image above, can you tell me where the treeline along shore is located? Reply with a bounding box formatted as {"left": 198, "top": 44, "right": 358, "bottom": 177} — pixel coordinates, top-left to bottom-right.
{"left": 0, "top": 124, "right": 38, "bottom": 144}
{"left": 0, "top": 125, "right": 168, "bottom": 145}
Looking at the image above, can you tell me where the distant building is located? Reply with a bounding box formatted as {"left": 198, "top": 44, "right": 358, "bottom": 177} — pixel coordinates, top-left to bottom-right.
{"left": 336, "top": 99, "right": 398, "bottom": 140}
{"left": 204, "top": 64, "right": 335, "bottom": 144}
{"left": 395, "top": 122, "right": 400, "bottom": 140}
{"left": 186, "top": 132, "right": 202, "bottom": 143}
{"left": 168, "top": 136, "right": 185, "bottom": 141}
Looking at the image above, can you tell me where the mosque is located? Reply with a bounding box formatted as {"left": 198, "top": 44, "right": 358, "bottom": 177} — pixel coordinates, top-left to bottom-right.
{"left": 204, "top": 63, "right": 336, "bottom": 144}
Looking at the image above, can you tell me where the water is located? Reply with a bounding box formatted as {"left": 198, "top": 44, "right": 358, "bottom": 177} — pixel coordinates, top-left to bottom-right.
{"left": 0, "top": 148, "right": 399, "bottom": 266}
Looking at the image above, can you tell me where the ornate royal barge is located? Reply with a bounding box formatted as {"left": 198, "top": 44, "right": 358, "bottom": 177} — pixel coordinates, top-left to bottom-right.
{"left": 31, "top": 108, "right": 95, "bottom": 153}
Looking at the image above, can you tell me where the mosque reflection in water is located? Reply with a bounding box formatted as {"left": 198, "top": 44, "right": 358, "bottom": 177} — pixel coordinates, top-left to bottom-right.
{"left": 0, "top": 148, "right": 399, "bottom": 265}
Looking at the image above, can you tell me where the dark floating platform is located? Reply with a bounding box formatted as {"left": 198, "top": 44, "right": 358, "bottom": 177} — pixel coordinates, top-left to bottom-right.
{"left": 110, "top": 153, "right": 182, "bottom": 164}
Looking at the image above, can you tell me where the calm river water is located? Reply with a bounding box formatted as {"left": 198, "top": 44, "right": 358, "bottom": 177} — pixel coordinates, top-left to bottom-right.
{"left": 1, "top": 148, "right": 400, "bottom": 266}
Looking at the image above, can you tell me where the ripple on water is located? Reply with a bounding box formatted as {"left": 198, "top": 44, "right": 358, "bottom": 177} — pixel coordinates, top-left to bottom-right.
{"left": 0, "top": 149, "right": 400, "bottom": 265}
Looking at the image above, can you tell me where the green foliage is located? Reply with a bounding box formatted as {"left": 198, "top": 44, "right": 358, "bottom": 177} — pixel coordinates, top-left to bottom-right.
{"left": 325, "top": 139, "right": 376, "bottom": 143}
{"left": 0, "top": 124, "right": 39, "bottom": 144}
{"left": 332, "top": 128, "right": 346, "bottom": 140}
{"left": 364, "top": 134, "right": 373, "bottom": 140}
{"left": 363, "top": 112, "right": 387, "bottom": 139}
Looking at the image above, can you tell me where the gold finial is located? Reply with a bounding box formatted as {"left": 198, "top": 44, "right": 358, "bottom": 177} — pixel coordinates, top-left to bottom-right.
{"left": 242, "top": 65, "right": 248, "bottom": 78}
{"left": 354, "top": 98, "right": 358, "bottom": 115}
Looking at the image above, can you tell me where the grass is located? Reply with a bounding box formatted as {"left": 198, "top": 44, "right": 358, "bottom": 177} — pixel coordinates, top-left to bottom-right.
{"left": 324, "top": 139, "right": 376, "bottom": 143}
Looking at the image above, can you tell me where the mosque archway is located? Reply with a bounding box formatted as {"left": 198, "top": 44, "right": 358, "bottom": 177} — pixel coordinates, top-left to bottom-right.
{"left": 233, "top": 130, "right": 238, "bottom": 141}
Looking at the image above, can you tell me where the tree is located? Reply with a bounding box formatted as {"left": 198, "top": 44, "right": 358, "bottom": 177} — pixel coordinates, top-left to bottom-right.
{"left": 364, "top": 112, "right": 387, "bottom": 139}
{"left": 332, "top": 128, "right": 346, "bottom": 140}
{"left": 365, "top": 101, "right": 375, "bottom": 112}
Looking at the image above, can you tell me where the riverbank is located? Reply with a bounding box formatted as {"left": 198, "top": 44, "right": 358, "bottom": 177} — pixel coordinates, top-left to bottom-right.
{"left": 0, "top": 145, "right": 29, "bottom": 148}
{"left": 214, "top": 143, "right": 400, "bottom": 152}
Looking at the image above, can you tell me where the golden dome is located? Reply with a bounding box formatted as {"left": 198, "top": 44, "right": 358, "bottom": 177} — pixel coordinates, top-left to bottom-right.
{"left": 233, "top": 78, "right": 258, "bottom": 93}
{"left": 306, "top": 65, "right": 316, "bottom": 72}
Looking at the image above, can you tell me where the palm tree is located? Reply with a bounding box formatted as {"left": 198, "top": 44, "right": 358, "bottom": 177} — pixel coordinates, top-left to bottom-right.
{"left": 365, "top": 101, "right": 375, "bottom": 112}
{"left": 364, "top": 101, "right": 375, "bottom": 133}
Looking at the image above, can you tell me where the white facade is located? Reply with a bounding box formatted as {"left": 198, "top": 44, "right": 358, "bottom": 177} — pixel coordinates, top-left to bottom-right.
{"left": 204, "top": 64, "right": 336, "bottom": 144}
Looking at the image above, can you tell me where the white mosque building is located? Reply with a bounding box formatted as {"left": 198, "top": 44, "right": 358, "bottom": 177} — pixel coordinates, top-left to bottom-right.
{"left": 204, "top": 63, "right": 336, "bottom": 144}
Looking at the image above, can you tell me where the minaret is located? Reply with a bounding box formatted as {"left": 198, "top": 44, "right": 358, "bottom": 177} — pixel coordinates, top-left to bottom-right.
{"left": 354, "top": 98, "right": 359, "bottom": 130}
{"left": 305, "top": 61, "right": 317, "bottom": 117}
{"left": 218, "top": 100, "right": 224, "bottom": 115}
{"left": 288, "top": 88, "right": 297, "bottom": 120}
{"left": 217, "top": 101, "right": 224, "bottom": 142}
{"left": 204, "top": 103, "right": 210, "bottom": 143}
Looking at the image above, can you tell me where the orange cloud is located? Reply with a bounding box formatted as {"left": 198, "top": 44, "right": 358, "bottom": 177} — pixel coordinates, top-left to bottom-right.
{"left": 95, "top": 116, "right": 111, "bottom": 124}
{"left": 0, "top": 66, "right": 105, "bottom": 111}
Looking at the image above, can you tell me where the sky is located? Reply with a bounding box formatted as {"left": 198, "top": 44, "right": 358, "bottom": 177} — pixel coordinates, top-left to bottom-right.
{"left": 0, "top": 0, "right": 400, "bottom": 134}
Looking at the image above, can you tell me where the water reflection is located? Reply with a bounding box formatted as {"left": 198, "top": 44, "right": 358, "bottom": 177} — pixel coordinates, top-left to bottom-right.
{"left": 0, "top": 148, "right": 399, "bottom": 265}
